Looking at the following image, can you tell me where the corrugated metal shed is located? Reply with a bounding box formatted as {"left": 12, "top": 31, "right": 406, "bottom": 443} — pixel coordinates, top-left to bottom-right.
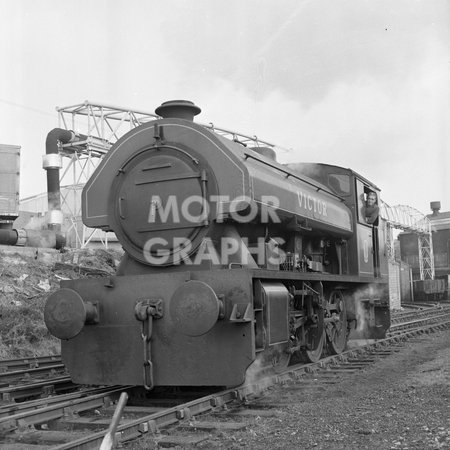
{"left": 388, "top": 259, "right": 412, "bottom": 309}
{"left": 0, "top": 144, "right": 21, "bottom": 220}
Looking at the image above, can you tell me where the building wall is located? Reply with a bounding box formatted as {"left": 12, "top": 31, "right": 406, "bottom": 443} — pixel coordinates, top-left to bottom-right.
{"left": 388, "top": 261, "right": 401, "bottom": 310}
{"left": 398, "top": 233, "right": 419, "bottom": 273}
{"left": 0, "top": 144, "right": 21, "bottom": 221}
{"left": 388, "top": 259, "right": 411, "bottom": 309}
{"left": 432, "top": 229, "right": 450, "bottom": 276}
{"left": 399, "top": 228, "right": 450, "bottom": 279}
{"left": 399, "top": 261, "right": 412, "bottom": 303}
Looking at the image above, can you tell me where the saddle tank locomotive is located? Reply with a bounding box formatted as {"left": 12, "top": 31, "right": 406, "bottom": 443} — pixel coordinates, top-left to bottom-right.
{"left": 45, "top": 100, "right": 390, "bottom": 389}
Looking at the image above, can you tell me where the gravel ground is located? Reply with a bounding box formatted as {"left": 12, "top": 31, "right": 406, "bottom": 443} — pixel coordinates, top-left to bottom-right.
{"left": 213, "top": 329, "right": 450, "bottom": 450}
{"left": 143, "top": 328, "right": 449, "bottom": 449}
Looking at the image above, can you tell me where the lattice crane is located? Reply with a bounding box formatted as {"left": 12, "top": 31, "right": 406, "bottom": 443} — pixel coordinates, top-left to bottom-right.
{"left": 379, "top": 203, "right": 434, "bottom": 280}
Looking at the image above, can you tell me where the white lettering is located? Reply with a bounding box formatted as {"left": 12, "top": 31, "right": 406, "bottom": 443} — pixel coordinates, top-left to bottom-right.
{"left": 229, "top": 196, "right": 258, "bottom": 223}
{"left": 172, "top": 238, "right": 193, "bottom": 265}
{"left": 247, "top": 237, "right": 266, "bottom": 266}
{"left": 267, "top": 237, "right": 286, "bottom": 266}
{"left": 148, "top": 195, "right": 180, "bottom": 223}
{"left": 181, "top": 195, "right": 209, "bottom": 223}
{"left": 143, "top": 237, "right": 170, "bottom": 264}
{"left": 192, "top": 238, "right": 221, "bottom": 265}
{"left": 297, "top": 191, "right": 328, "bottom": 217}
{"left": 210, "top": 195, "right": 229, "bottom": 223}
{"left": 297, "top": 191, "right": 304, "bottom": 208}
{"left": 220, "top": 237, "right": 240, "bottom": 261}
{"left": 261, "top": 195, "right": 281, "bottom": 223}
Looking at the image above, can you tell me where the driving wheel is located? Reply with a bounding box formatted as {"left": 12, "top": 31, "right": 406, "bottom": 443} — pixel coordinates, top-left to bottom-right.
{"left": 325, "top": 290, "right": 348, "bottom": 355}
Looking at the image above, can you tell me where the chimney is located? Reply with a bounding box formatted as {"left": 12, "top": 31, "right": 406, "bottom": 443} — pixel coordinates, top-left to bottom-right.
{"left": 430, "top": 201, "right": 441, "bottom": 216}
{"left": 155, "top": 100, "right": 201, "bottom": 121}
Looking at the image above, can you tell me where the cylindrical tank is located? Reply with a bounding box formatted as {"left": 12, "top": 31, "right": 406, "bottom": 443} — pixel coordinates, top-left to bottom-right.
{"left": 0, "top": 144, "right": 20, "bottom": 224}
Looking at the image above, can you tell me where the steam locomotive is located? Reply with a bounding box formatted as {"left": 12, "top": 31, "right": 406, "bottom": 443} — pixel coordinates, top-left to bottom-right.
{"left": 44, "top": 100, "right": 390, "bottom": 389}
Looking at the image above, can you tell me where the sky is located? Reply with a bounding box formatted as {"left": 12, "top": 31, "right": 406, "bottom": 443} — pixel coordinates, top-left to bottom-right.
{"left": 0, "top": 0, "right": 448, "bottom": 216}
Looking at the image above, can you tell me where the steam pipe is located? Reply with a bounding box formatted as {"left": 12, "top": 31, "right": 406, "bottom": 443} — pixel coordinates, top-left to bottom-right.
{"left": 0, "top": 228, "right": 65, "bottom": 249}
{"left": 43, "top": 129, "right": 88, "bottom": 230}
{"left": 0, "top": 229, "right": 19, "bottom": 246}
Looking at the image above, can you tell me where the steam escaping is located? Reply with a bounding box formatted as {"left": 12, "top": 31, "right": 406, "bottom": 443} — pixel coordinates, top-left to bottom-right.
{"left": 346, "top": 283, "right": 389, "bottom": 343}
{"left": 355, "top": 297, "right": 369, "bottom": 335}
{"left": 244, "top": 343, "right": 290, "bottom": 391}
{"left": 245, "top": 356, "right": 264, "bottom": 386}
{"left": 244, "top": 355, "right": 273, "bottom": 393}
{"left": 18, "top": 213, "right": 48, "bottom": 231}
{"left": 10, "top": 210, "right": 67, "bottom": 249}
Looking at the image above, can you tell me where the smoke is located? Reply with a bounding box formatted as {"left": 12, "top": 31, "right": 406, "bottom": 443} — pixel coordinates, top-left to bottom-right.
{"left": 24, "top": 230, "right": 57, "bottom": 248}
{"left": 244, "top": 343, "right": 289, "bottom": 391}
{"left": 18, "top": 214, "right": 48, "bottom": 231}
{"left": 354, "top": 297, "right": 369, "bottom": 335}
{"left": 12, "top": 212, "right": 66, "bottom": 249}
{"left": 346, "top": 307, "right": 375, "bottom": 349}
{"left": 245, "top": 355, "right": 264, "bottom": 386}
{"left": 346, "top": 283, "right": 388, "bottom": 345}
{"left": 244, "top": 355, "right": 273, "bottom": 392}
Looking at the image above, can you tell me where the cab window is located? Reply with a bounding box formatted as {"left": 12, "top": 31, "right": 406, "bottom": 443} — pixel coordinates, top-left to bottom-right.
{"left": 356, "top": 180, "right": 379, "bottom": 226}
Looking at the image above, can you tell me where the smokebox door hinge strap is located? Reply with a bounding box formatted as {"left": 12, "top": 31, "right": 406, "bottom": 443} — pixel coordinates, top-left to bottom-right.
{"left": 135, "top": 299, "right": 164, "bottom": 390}
{"left": 153, "top": 124, "right": 165, "bottom": 147}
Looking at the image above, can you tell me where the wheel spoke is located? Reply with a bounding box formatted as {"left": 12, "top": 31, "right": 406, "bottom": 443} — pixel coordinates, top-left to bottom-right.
{"left": 299, "top": 305, "right": 325, "bottom": 363}
{"left": 302, "top": 330, "right": 325, "bottom": 363}
{"left": 326, "top": 290, "right": 348, "bottom": 355}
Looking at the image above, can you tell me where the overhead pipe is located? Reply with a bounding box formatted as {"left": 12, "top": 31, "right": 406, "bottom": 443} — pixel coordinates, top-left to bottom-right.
{"left": 43, "top": 129, "right": 88, "bottom": 230}
{"left": 0, "top": 128, "right": 82, "bottom": 250}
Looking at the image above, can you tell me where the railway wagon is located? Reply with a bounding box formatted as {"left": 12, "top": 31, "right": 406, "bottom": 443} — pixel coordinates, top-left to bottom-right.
{"left": 413, "top": 278, "right": 447, "bottom": 301}
{"left": 45, "top": 100, "right": 390, "bottom": 389}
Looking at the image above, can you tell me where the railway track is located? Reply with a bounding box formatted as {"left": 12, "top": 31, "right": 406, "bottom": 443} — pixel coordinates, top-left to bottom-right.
{"left": 388, "top": 304, "right": 450, "bottom": 335}
{"left": 0, "top": 307, "right": 448, "bottom": 449}
{"left": 0, "top": 364, "right": 66, "bottom": 387}
{"left": 390, "top": 304, "right": 447, "bottom": 324}
{"left": 400, "top": 300, "right": 450, "bottom": 309}
{"left": 0, "top": 355, "right": 62, "bottom": 373}
{"left": 0, "top": 354, "right": 71, "bottom": 405}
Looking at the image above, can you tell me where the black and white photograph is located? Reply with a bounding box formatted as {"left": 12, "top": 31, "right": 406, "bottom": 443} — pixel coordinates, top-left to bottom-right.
{"left": 0, "top": 1, "right": 448, "bottom": 448}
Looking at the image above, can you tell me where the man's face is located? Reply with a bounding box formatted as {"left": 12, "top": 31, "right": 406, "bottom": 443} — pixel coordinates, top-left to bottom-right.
{"left": 367, "top": 194, "right": 376, "bottom": 206}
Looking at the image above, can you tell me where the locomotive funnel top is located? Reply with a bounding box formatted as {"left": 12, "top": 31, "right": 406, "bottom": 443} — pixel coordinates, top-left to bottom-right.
{"left": 155, "top": 100, "right": 201, "bottom": 121}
